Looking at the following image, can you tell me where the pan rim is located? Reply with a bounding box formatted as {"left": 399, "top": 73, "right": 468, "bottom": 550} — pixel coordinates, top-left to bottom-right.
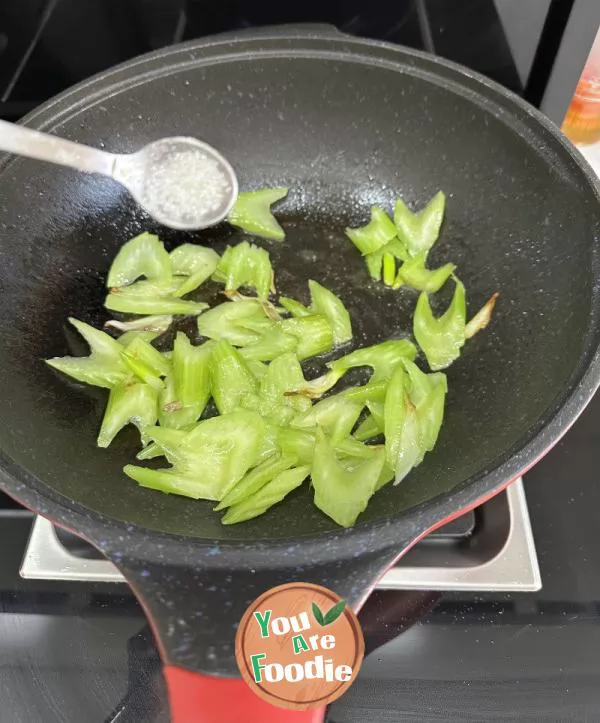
{"left": 1, "top": 27, "right": 600, "bottom": 566}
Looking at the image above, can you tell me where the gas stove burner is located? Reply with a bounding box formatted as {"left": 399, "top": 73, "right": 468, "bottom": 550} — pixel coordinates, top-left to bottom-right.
{"left": 20, "top": 479, "right": 540, "bottom": 592}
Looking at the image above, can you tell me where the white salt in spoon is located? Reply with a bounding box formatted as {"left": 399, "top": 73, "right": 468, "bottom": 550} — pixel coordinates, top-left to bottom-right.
{"left": 0, "top": 119, "right": 238, "bottom": 230}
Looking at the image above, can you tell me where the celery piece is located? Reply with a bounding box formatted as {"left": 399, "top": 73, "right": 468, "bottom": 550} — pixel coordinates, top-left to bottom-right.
{"left": 345, "top": 207, "right": 397, "bottom": 255}
{"left": 46, "top": 317, "right": 128, "bottom": 389}
{"left": 210, "top": 340, "right": 259, "bottom": 414}
{"left": 106, "top": 315, "right": 173, "bottom": 334}
{"left": 465, "top": 293, "right": 499, "bottom": 339}
{"left": 126, "top": 410, "right": 265, "bottom": 500}
{"left": 213, "top": 241, "right": 274, "bottom": 300}
{"left": 280, "top": 315, "right": 334, "bottom": 360}
{"left": 279, "top": 296, "right": 311, "bottom": 318}
{"left": 413, "top": 277, "right": 466, "bottom": 371}
{"left": 170, "top": 244, "right": 220, "bottom": 297}
{"left": 216, "top": 453, "right": 298, "bottom": 510}
{"left": 158, "top": 334, "right": 212, "bottom": 428}
{"left": 198, "top": 299, "right": 275, "bottom": 346}
{"left": 329, "top": 339, "right": 417, "bottom": 384}
{"left": 365, "top": 238, "right": 410, "bottom": 281}
{"left": 312, "top": 428, "right": 386, "bottom": 528}
{"left": 307, "top": 280, "right": 352, "bottom": 345}
{"left": 222, "top": 465, "right": 310, "bottom": 524}
{"left": 105, "top": 289, "right": 208, "bottom": 316}
{"left": 291, "top": 395, "right": 363, "bottom": 446}
{"left": 393, "top": 191, "right": 445, "bottom": 257}
{"left": 259, "top": 352, "right": 312, "bottom": 424}
{"left": 107, "top": 232, "right": 171, "bottom": 288}
{"left": 228, "top": 188, "right": 289, "bottom": 241}
{"left": 393, "top": 251, "right": 455, "bottom": 292}
{"left": 97, "top": 379, "right": 158, "bottom": 448}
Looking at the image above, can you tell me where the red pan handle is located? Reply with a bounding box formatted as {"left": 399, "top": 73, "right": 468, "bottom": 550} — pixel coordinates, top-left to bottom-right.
{"left": 165, "top": 666, "right": 326, "bottom": 723}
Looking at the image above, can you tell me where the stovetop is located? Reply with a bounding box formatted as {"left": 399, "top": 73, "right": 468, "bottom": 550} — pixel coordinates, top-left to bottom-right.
{"left": 1, "top": 2, "right": 599, "bottom": 722}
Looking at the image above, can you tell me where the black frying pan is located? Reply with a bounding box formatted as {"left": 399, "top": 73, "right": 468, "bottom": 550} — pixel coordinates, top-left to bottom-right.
{"left": 1, "top": 25, "right": 600, "bottom": 723}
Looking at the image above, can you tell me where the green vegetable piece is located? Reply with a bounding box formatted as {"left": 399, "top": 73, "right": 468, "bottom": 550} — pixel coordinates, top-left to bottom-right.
{"left": 281, "top": 315, "right": 333, "bottom": 360}
{"left": 105, "top": 315, "right": 173, "bottom": 334}
{"left": 170, "top": 244, "right": 220, "bottom": 297}
{"left": 228, "top": 187, "right": 289, "bottom": 241}
{"left": 122, "top": 335, "right": 169, "bottom": 378}
{"left": 222, "top": 465, "right": 310, "bottom": 524}
{"left": 465, "top": 292, "right": 499, "bottom": 339}
{"left": 329, "top": 339, "right": 418, "bottom": 384}
{"left": 279, "top": 296, "right": 311, "bottom": 318}
{"left": 210, "top": 340, "right": 259, "bottom": 414}
{"left": 365, "top": 238, "right": 410, "bottom": 281}
{"left": 138, "top": 426, "right": 189, "bottom": 463}
{"left": 107, "top": 233, "right": 171, "bottom": 288}
{"left": 278, "top": 427, "right": 317, "bottom": 464}
{"left": 46, "top": 317, "right": 128, "bottom": 389}
{"left": 125, "top": 410, "right": 265, "bottom": 500}
{"left": 292, "top": 395, "right": 363, "bottom": 445}
{"left": 258, "top": 352, "right": 311, "bottom": 424}
{"left": 345, "top": 207, "right": 397, "bottom": 255}
{"left": 213, "top": 241, "right": 274, "bottom": 300}
{"left": 403, "top": 359, "right": 447, "bottom": 456}
{"left": 307, "top": 280, "right": 352, "bottom": 345}
{"left": 198, "top": 299, "right": 276, "bottom": 346}
{"left": 382, "top": 253, "right": 396, "bottom": 286}
{"left": 311, "top": 428, "right": 386, "bottom": 528}
{"left": 413, "top": 277, "right": 466, "bottom": 371}
{"left": 97, "top": 379, "right": 158, "bottom": 448}
{"left": 393, "top": 191, "right": 446, "bottom": 257}
{"left": 394, "top": 251, "right": 456, "bottom": 293}
{"left": 105, "top": 286, "right": 208, "bottom": 316}
{"left": 354, "top": 401, "right": 384, "bottom": 442}
{"left": 158, "top": 333, "right": 212, "bottom": 428}
{"left": 216, "top": 453, "right": 297, "bottom": 510}
{"left": 239, "top": 314, "right": 333, "bottom": 362}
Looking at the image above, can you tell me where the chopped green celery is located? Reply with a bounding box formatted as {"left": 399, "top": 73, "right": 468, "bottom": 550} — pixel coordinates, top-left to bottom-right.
{"left": 216, "top": 453, "right": 298, "bottom": 510}
{"left": 375, "top": 462, "right": 395, "bottom": 491}
{"left": 137, "top": 426, "right": 189, "bottom": 463}
{"left": 465, "top": 292, "right": 499, "bottom": 339}
{"left": 246, "top": 359, "right": 268, "bottom": 381}
{"left": 282, "top": 315, "right": 333, "bottom": 360}
{"left": 291, "top": 395, "right": 363, "bottom": 445}
{"left": 107, "top": 232, "right": 171, "bottom": 288}
{"left": 383, "top": 364, "right": 408, "bottom": 469}
{"left": 210, "top": 340, "right": 259, "bottom": 414}
{"left": 258, "top": 353, "right": 311, "bottom": 424}
{"left": 222, "top": 465, "right": 310, "bottom": 524}
{"left": 312, "top": 428, "right": 386, "bottom": 527}
{"left": 158, "top": 333, "right": 212, "bottom": 427}
{"left": 307, "top": 280, "right": 352, "bottom": 345}
{"left": 393, "top": 191, "right": 446, "bottom": 257}
{"left": 384, "top": 361, "right": 448, "bottom": 484}
{"left": 329, "top": 339, "right": 418, "bottom": 384}
{"left": 198, "top": 299, "right": 275, "bottom": 346}
{"left": 116, "top": 330, "right": 163, "bottom": 347}
{"left": 239, "top": 314, "right": 333, "bottom": 362}
{"left": 345, "top": 207, "right": 397, "bottom": 255}
{"left": 279, "top": 296, "right": 311, "bottom": 318}
{"left": 402, "top": 359, "right": 447, "bottom": 454}
{"left": 382, "top": 253, "right": 396, "bottom": 286}
{"left": 97, "top": 379, "right": 158, "bottom": 448}
{"left": 228, "top": 187, "right": 289, "bottom": 241}
{"left": 170, "top": 244, "right": 220, "bottom": 297}
{"left": 46, "top": 317, "right": 128, "bottom": 389}
{"left": 105, "top": 287, "right": 208, "bottom": 316}
{"left": 257, "top": 423, "right": 280, "bottom": 461}
{"left": 105, "top": 315, "right": 173, "bottom": 334}
{"left": 125, "top": 410, "right": 265, "bottom": 500}
{"left": 343, "top": 382, "right": 388, "bottom": 404}
{"left": 213, "top": 241, "right": 274, "bottom": 300}
{"left": 278, "top": 427, "right": 316, "bottom": 464}
{"left": 122, "top": 335, "right": 170, "bottom": 382}
{"left": 354, "top": 414, "right": 381, "bottom": 442}
{"left": 365, "top": 238, "right": 410, "bottom": 281}
{"left": 393, "top": 251, "right": 456, "bottom": 292}
{"left": 413, "top": 277, "right": 466, "bottom": 371}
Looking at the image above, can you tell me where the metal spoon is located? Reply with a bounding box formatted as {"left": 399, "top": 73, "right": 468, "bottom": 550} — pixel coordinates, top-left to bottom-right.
{"left": 0, "top": 119, "right": 238, "bottom": 230}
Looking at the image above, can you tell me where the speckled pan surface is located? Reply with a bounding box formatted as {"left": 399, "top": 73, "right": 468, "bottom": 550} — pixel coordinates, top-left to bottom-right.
{"left": 0, "top": 27, "right": 600, "bottom": 674}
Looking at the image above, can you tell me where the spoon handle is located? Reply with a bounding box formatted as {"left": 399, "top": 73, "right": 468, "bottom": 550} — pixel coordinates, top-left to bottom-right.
{"left": 0, "top": 119, "right": 116, "bottom": 176}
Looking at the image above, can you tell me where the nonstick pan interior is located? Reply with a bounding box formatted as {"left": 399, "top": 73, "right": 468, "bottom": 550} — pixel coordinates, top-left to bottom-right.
{"left": 0, "top": 39, "right": 599, "bottom": 543}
